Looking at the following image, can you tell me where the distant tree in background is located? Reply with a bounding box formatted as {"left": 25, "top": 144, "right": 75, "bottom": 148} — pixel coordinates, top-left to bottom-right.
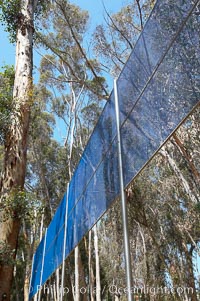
{"left": 93, "top": 0, "right": 155, "bottom": 76}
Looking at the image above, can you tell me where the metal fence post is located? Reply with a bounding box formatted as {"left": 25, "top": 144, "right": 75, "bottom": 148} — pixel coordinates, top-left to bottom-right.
{"left": 114, "top": 78, "right": 133, "bottom": 301}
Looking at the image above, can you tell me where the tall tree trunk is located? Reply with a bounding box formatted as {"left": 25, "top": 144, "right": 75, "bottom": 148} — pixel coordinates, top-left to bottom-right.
{"left": 13, "top": 265, "right": 20, "bottom": 301}
{"left": 88, "top": 230, "right": 95, "bottom": 301}
{"left": 56, "top": 267, "right": 60, "bottom": 301}
{"left": 78, "top": 248, "right": 87, "bottom": 301}
{"left": 0, "top": 0, "right": 34, "bottom": 299}
{"left": 74, "top": 246, "right": 87, "bottom": 301}
{"left": 23, "top": 219, "right": 33, "bottom": 301}
{"left": 24, "top": 261, "right": 31, "bottom": 301}
{"left": 74, "top": 246, "right": 80, "bottom": 301}
{"left": 94, "top": 224, "right": 101, "bottom": 301}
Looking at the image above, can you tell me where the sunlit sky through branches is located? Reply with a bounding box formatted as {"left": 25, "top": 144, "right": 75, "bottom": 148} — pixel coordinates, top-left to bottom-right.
{"left": 0, "top": 0, "right": 128, "bottom": 68}
{"left": 0, "top": 0, "right": 129, "bottom": 143}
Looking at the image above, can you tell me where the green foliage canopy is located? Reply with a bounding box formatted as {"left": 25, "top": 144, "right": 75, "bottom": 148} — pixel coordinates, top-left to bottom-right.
{"left": 0, "top": 0, "right": 50, "bottom": 42}
{"left": 0, "top": 0, "right": 21, "bottom": 41}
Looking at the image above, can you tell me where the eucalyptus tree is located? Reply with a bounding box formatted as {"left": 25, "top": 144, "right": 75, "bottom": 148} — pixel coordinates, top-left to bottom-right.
{"left": 93, "top": 0, "right": 156, "bottom": 76}
{"left": 36, "top": 0, "right": 109, "bottom": 101}
{"left": 35, "top": 4, "right": 107, "bottom": 298}
{"left": 0, "top": 0, "right": 51, "bottom": 299}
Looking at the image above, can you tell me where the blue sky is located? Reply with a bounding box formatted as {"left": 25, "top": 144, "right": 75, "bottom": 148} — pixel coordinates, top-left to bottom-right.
{"left": 0, "top": 27, "right": 15, "bottom": 67}
{"left": 71, "top": 0, "right": 128, "bottom": 28}
{"left": 0, "top": 0, "right": 128, "bottom": 69}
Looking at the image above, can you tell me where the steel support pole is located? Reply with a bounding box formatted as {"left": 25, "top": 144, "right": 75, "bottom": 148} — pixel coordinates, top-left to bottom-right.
{"left": 60, "top": 184, "right": 69, "bottom": 301}
{"left": 114, "top": 78, "right": 133, "bottom": 301}
{"left": 38, "top": 228, "right": 47, "bottom": 301}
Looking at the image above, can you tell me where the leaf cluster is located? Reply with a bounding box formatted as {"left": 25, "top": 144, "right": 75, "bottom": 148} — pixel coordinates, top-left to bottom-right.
{"left": 0, "top": 190, "right": 40, "bottom": 221}
{"left": 0, "top": 0, "right": 21, "bottom": 42}
{"left": 0, "top": 65, "right": 15, "bottom": 144}
{"left": 0, "top": 241, "right": 15, "bottom": 266}
{"left": 0, "top": 0, "right": 51, "bottom": 42}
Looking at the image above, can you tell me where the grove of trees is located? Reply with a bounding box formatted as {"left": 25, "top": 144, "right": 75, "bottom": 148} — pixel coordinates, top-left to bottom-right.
{"left": 0, "top": 0, "right": 199, "bottom": 300}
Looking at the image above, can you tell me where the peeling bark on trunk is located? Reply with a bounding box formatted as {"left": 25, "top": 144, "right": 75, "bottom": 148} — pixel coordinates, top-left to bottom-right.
{"left": 0, "top": 0, "right": 34, "bottom": 299}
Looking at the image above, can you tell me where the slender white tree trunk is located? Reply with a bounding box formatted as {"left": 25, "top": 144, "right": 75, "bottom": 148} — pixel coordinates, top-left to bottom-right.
{"left": 94, "top": 224, "right": 101, "bottom": 301}
{"left": 74, "top": 246, "right": 80, "bottom": 301}
{"left": 88, "top": 230, "right": 95, "bottom": 301}
{"left": 56, "top": 267, "right": 60, "bottom": 301}
{"left": 64, "top": 81, "right": 85, "bottom": 301}
{"left": 24, "top": 254, "right": 31, "bottom": 301}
